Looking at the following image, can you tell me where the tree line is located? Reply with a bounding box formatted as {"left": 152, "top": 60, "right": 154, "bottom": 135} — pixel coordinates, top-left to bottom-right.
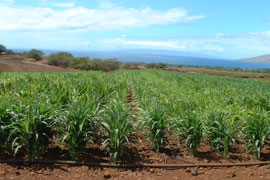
{"left": 0, "top": 44, "right": 168, "bottom": 71}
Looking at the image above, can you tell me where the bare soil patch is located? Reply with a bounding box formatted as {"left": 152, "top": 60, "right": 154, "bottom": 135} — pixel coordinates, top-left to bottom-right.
{"left": 0, "top": 55, "right": 75, "bottom": 72}
{"left": 249, "top": 78, "right": 270, "bottom": 81}
{"left": 1, "top": 142, "right": 270, "bottom": 179}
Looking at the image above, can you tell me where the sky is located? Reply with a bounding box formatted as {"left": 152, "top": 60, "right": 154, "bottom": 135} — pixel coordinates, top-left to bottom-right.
{"left": 0, "top": 0, "right": 270, "bottom": 59}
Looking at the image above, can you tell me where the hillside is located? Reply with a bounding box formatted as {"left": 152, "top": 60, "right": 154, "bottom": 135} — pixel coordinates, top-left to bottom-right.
{"left": 238, "top": 54, "right": 270, "bottom": 63}
{"left": 0, "top": 55, "right": 75, "bottom": 72}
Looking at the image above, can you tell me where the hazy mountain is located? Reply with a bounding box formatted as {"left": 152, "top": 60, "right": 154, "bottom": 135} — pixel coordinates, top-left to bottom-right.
{"left": 117, "top": 49, "right": 219, "bottom": 59}
{"left": 238, "top": 54, "right": 270, "bottom": 63}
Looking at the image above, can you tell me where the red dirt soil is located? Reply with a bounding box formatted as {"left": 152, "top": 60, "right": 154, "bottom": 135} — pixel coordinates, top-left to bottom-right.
{"left": 1, "top": 141, "right": 270, "bottom": 180}
{"left": 0, "top": 55, "right": 75, "bottom": 72}
{"left": 249, "top": 78, "right": 270, "bottom": 81}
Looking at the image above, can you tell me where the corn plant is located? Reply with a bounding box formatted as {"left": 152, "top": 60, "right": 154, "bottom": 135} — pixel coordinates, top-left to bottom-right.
{"left": 258, "top": 96, "right": 270, "bottom": 111}
{"left": 145, "top": 103, "right": 167, "bottom": 153}
{"left": 100, "top": 100, "right": 132, "bottom": 163}
{"left": 176, "top": 112, "right": 203, "bottom": 156}
{"left": 56, "top": 95, "right": 101, "bottom": 160}
{"left": 204, "top": 111, "right": 236, "bottom": 157}
{"left": 1, "top": 69, "right": 270, "bottom": 162}
{"left": 242, "top": 111, "right": 270, "bottom": 159}
{"left": 9, "top": 101, "right": 53, "bottom": 160}
{"left": 50, "top": 82, "right": 70, "bottom": 108}
{"left": 0, "top": 96, "right": 13, "bottom": 155}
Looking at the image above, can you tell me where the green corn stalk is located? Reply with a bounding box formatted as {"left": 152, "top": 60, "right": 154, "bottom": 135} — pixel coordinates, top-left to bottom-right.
{"left": 9, "top": 102, "right": 53, "bottom": 161}
{"left": 100, "top": 100, "right": 132, "bottom": 164}
{"left": 177, "top": 112, "right": 203, "bottom": 156}
{"left": 204, "top": 111, "right": 236, "bottom": 158}
{"left": 56, "top": 96, "right": 100, "bottom": 160}
{"left": 50, "top": 82, "right": 70, "bottom": 108}
{"left": 258, "top": 96, "right": 270, "bottom": 111}
{"left": 242, "top": 111, "right": 270, "bottom": 159}
{"left": 145, "top": 103, "right": 167, "bottom": 153}
{"left": 0, "top": 96, "right": 13, "bottom": 155}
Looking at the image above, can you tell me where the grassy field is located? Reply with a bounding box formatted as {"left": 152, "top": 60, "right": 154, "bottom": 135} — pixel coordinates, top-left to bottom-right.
{"left": 167, "top": 66, "right": 270, "bottom": 79}
{"left": 0, "top": 70, "right": 270, "bottom": 163}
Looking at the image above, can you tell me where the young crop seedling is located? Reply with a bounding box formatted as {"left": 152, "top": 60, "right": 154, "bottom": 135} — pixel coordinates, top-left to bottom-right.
{"left": 0, "top": 96, "right": 13, "bottom": 155}
{"left": 9, "top": 101, "right": 53, "bottom": 161}
{"left": 145, "top": 103, "right": 167, "bottom": 153}
{"left": 0, "top": 70, "right": 270, "bottom": 162}
{"left": 56, "top": 95, "right": 101, "bottom": 160}
{"left": 176, "top": 112, "right": 203, "bottom": 156}
{"left": 100, "top": 99, "right": 132, "bottom": 163}
{"left": 204, "top": 110, "right": 236, "bottom": 157}
{"left": 242, "top": 111, "right": 270, "bottom": 159}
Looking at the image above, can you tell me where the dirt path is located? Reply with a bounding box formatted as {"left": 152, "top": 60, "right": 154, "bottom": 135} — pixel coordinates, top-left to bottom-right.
{"left": 248, "top": 78, "right": 270, "bottom": 81}
{"left": 1, "top": 162, "right": 270, "bottom": 180}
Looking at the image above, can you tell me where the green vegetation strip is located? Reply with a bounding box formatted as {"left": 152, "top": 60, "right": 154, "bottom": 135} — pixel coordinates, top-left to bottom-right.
{"left": 1, "top": 70, "right": 270, "bottom": 163}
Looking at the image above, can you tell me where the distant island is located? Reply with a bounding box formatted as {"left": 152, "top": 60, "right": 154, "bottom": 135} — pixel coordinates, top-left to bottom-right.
{"left": 238, "top": 54, "right": 270, "bottom": 63}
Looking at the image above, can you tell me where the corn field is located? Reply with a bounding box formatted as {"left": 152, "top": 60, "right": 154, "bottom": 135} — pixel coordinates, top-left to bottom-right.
{"left": 0, "top": 70, "right": 270, "bottom": 162}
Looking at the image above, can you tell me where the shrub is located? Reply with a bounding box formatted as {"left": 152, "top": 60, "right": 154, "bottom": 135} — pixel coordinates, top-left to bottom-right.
{"left": 177, "top": 64, "right": 183, "bottom": 68}
{"left": 88, "top": 59, "right": 120, "bottom": 72}
{"left": 47, "top": 52, "right": 74, "bottom": 67}
{"left": 156, "top": 63, "right": 167, "bottom": 69}
{"left": 120, "top": 62, "right": 140, "bottom": 69}
{"left": 0, "top": 44, "right": 6, "bottom": 54}
{"left": 5, "top": 49, "right": 16, "bottom": 55}
{"left": 145, "top": 63, "right": 167, "bottom": 69}
{"left": 26, "top": 49, "right": 44, "bottom": 61}
{"left": 233, "top": 68, "right": 241, "bottom": 71}
{"left": 102, "top": 59, "right": 121, "bottom": 72}
{"left": 88, "top": 59, "right": 104, "bottom": 71}
{"left": 46, "top": 52, "right": 121, "bottom": 71}
{"left": 70, "top": 57, "right": 90, "bottom": 70}
{"left": 145, "top": 63, "right": 157, "bottom": 69}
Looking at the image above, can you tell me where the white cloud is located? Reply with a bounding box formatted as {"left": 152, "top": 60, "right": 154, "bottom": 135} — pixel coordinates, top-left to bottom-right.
{"left": 0, "top": 4, "right": 204, "bottom": 31}
{"left": 101, "top": 37, "right": 224, "bottom": 53}
{"left": 101, "top": 31, "right": 270, "bottom": 58}
{"left": 52, "top": 3, "right": 75, "bottom": 8}
{"left": 47, "top": 36, "right": 91, "bottom": 46}
{"left": 102, "top": 38, "right": 186, "bottom": 50}
{"left": 2, "top": 0, "right": 14, "bottom": 3}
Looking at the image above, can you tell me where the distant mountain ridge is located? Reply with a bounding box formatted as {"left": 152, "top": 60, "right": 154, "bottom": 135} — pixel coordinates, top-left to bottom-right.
{"left": 238, "top": 54, "right": 270, "bottom": 63}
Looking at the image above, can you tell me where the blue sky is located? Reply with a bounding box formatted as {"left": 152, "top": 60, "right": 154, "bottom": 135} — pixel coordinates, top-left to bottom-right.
{"left": 0, "top": 0, "right": 270, "bottom": 59}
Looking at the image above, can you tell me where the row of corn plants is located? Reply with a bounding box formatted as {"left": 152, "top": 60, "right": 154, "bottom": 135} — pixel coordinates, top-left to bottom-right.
{"left": 0, "top": 72, "right": 133, "bottom": 162}
{"left": 1, "top": 70, "right": 270, "bottom": 161}
{"left": 120, "top": 70, "right": 270, "bottom": 158}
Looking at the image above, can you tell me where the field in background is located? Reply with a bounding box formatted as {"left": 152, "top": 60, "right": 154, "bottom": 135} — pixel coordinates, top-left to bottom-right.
{"left": 1, "top": 54, "right": 270, "bottom": 82}
{"left": 166, "top": 66, "right": 270, "bottom": 80}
